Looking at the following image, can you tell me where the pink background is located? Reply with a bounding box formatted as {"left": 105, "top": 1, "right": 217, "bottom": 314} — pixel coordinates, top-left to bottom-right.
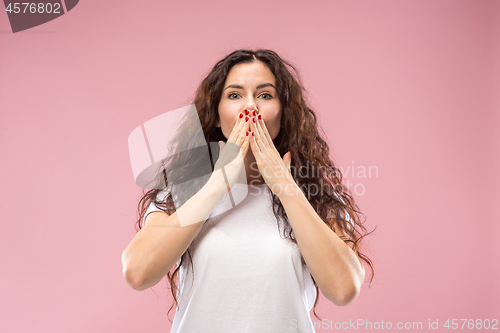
{"left": 1, "top": 0, "right": 499, "bottom": 332}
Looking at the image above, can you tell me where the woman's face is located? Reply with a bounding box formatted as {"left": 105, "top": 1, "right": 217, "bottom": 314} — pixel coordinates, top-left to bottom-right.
{"left": 217, "top": 61, "right": 282, "bottom": 140}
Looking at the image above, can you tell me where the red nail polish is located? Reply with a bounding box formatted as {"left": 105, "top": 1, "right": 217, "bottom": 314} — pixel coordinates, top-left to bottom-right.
{"left": 245, "top": 116, "right": 249, "bottom": 122}
{"left": 251, "top": 110, "right": 256, "bottom": 116}
{"left": 252, "top": 117, "right": 256, "bottom": 123}
{"left": 258, "top": 114, "right": 262, "bottom": 120}
{"left": 246, "top": 131, "right": 249, "bottom": 136}
{"left": 251, "top": 132, "right": 255, "bottom": 137}
{"left": 245, "top": 110, "right": 250, "bottom": 115}
{"left": 239, "top": 113, "right": 243, "bottom": 118}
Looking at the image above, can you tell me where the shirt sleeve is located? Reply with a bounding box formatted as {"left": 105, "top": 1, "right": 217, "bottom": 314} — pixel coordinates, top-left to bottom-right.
{"left": 142, "top": 187, "right": 171, "bottom": 227}
{"left": 140, "top": 188, "right": 183, "bottom": 269}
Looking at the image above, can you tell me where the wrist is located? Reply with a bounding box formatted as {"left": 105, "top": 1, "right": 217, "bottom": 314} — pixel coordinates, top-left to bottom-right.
{"left": 273, "top": 179, "right": 302, "bottom": 200}
{"left": 206, "top": 170, "right": 231, "bottom": 197}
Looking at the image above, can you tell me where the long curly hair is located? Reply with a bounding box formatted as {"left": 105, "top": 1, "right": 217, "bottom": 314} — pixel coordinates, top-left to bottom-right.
{"left": 134, "top": 49, "right": 375, "bottom": 322}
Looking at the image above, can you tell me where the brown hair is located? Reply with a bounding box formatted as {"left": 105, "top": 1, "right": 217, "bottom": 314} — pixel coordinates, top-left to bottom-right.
{"left": 135, "top": 49, "right": 375, "bottom": 322}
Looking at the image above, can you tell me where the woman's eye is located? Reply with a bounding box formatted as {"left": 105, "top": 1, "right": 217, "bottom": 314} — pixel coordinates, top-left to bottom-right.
{"left": 228, "top": 92, "right": 272, "bottom": 99}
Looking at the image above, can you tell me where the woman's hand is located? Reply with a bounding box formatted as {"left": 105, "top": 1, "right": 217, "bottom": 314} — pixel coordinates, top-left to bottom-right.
{"left": 212, "top": 112, "right": 250, "bottom": 192}
{"left": 248, "top": 113, "right": 297, "bottom": 196}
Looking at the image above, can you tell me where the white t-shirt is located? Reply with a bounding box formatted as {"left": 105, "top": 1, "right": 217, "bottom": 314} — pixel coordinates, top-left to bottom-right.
{"left": 144, "top": 183, "right": 318, "bottom": 333}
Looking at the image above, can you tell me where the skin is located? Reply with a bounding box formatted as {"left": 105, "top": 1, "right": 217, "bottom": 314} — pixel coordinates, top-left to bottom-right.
{"left": 217, "top": 60, "right": 281, "bottom": 185}
{"left": 215, "top": 60, "right": 366, "bottom": 306}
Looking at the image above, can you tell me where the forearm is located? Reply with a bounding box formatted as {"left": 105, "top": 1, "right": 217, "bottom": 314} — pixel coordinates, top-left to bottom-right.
{"left": 277, "top": 181, "right": 365, "bottom": 306}
{"left": 122, "top": 172, "right": 228, "bottom": 291}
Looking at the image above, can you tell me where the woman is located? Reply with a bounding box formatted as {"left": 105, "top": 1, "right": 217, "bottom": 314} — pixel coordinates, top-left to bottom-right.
{"left": 122, "top": 49, "right": 374, "bottom": 332}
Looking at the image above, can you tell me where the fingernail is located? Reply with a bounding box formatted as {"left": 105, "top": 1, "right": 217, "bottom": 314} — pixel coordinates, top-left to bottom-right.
{"left": 239, "top": 113, "right": 243, "bottom": 118}
{"left": 251, "top": 132, "right": 255, "bottom": 137}
{"left": 252, "top": 117, "right": 256, "bottom": 123}
{"left": 245, "top": 116, "right": 249, "bottom": 122}
{"left": 245, "top": 110, "right": 250, "bottom": 115}
{"left": 246, "top": 131, "right": 249, "bottom": 136}
{"left": 258, "top": 114, "right": 262, "bottom": 120}
{"left": 251, "top": 110, "right": 257, "bottom": 116}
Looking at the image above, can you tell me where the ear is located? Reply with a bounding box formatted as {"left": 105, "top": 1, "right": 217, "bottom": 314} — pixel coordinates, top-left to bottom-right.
{"left": 216, "top": 119, "right": 221, "bottom": 127}
{"left": 283, "top": 151, "right": 292, "bottom": 173}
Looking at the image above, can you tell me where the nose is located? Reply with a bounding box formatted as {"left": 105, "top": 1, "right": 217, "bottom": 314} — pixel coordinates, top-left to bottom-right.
{"left": 244, "top": 105, "right": 258, "bottom": 116}
{"left": 243, "top": 97, "right": 259, "bottom": 113}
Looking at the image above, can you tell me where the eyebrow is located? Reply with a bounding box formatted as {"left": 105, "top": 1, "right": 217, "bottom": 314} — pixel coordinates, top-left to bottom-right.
{"left": 224, "top": 83, "right": 276, "bottom": 91}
